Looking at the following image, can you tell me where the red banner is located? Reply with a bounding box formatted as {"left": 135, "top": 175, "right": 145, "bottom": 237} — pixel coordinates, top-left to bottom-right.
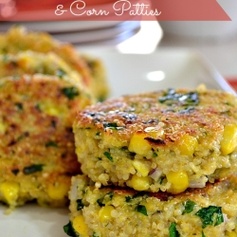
{"left": 153, "top": 0, "right": 231, "bottom": 21}
{"left": 0, "top": 0, "right": 231, "bottom": 21}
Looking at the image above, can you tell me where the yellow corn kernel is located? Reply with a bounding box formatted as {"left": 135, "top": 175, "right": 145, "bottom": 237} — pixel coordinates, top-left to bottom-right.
{"left": 0, "top": 181, "right": 19, "bottom": 205}
{"left": 98, "top": 205, "right": 114, "bottom": 222}
{"left": 47, "top": 182, "right": 69, "bottom": 200}
{"left": 0, "top": 121, "right": 7, "bottom": 134}
{"left": 177, "top": 134, "right": 198, "bottom": 156}
{"left": 127, "top": 174, "right": 150, "bottom": 191}
{"left": 221, "top": 124, "right": 237, "bottom": 155}
{"left": 167, "top": 171, "right": 189, "bottom": 194}
{"left": 226, "top": 231, "right": 237, "bottom": 237}
{"left": 18, "top": 55, "right": 37, "bottom": 70}
{"left": 132, "top": 160, "right": 149, "bottom": 177}
{"left": 72, "top": 215, "right": 89, "bottom": 237}
{"left": 40, "top": 101, "right": 66, "bottom": 117}
{"left": 128, "top": 132, "right": 151, "bottom": 156}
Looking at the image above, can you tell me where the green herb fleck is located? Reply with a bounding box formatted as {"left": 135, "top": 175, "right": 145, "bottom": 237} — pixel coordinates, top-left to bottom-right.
{"left": 63, "top": 221, "right": 77, "bottom": 237}
{"left": 45, "top": 140, "right": 58, "bottom": 148}
{"left": 159, "top": 88, "right": 199, "bottom": 106}
{"left": 9, "top": 132, "right": 29, "bottom": 146}
{"left": 202, "top": 231, "right": 206, "bottom": 237}
{"left": 136, "top": 205, "right": 148, "bottom": 216}
{"left": 15, "top": 102, "right": 23, "bottom": 111}
{"left": 103, "top": 122, "right": 124, "bottom": 130}
{"left": 17, "top": 132, "right": 29, "bottom": 142}
{"left": 183, "top": 200, "right": 196, "bottom": 214}
{"left": 23, "top": 164, "right": 44, "bottom": 175}
{"left": 104, "top": 151, "right": 113, "bottom": 162}
{"left": 97, "top": 197, "right": 105, "bottom": 207}
{"left": 97, "top": 192, "right": 113, "bottom": 207}
{"left": 179, "top": 106, "right": 195, "bottom": 114}
{"left": 195, "top": 206, "right": 224, "bottom": 228}
{"left": 169, "top": 222, "right": 180, "bottom": 237}
{"left": 92, "top": 233, "right": 100, "bottom": 237}
{"left": 61, "top": 87, "right": 79, "bottom": 100}
{"left": 76, "top": 199, "right": 84, "bottom": 211}
{"left": 125, "top": 196, "right": 132, "bottom": 202}
{"left": 56, "top": 68, "right": 66, "bottom": 78}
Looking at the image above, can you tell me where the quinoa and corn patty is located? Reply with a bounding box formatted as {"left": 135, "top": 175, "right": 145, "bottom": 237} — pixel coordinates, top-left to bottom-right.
{"left": 0, "top": 26, "right": 109, "bottom": 101}
{"left": 82, "top": 54, "right": 109, "bottom": 101}
{"left": 73, "top": 88, "right": 237, "bottom": 194}
{"left": 0, "top": 51, "right": 92, "bottom": 98}
{"left": 65, "top": 174, "right": 237, "bottom": 237}
{"left": 0, "top": 74, "right": 92, "bottom": 209}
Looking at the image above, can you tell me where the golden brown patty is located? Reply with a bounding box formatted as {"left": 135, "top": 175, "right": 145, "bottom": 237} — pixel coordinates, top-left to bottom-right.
{"left": 0, "top": 74, "right": 92, "bottom": 209}
{"left": 82, "top": 54, "right": 109, "bottom": 101}
{"left": 0, "top": 26, "right": 109, "bottom": 101}
{"left": 0, "top": 51, "right": 91, "bottom": 96}
{"left": 66, "top": 175, "right": 237, "bottom": 237}
{"left": 73, "top": 88, "right": 237, "bottom": 193}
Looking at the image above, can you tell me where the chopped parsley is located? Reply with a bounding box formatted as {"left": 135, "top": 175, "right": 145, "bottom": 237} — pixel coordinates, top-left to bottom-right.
{"left": 103, "top": 122, "right": 124, "bottom": 130}
{"left": 195, "top": 206, "right": 224, "bottom": 228}
{"left": 183, "top": 200, "right": 196, "bottom": 214}
{"left": 159, "top": 88, "right": 199, "bottom": 106}
{"left": 97, "top": 197, "right": 105, "bottom": 207}
{"left": 56, "top": 68, "right": 67, "bottom": 78}
{"left": 125, "top": 196, "right": 132, "bottom": 202}
{"left": 61, "top": 87, "right": 79, "bottom": 100}
{"left": 136, "top": 205, "right": 148, "bottom": 216}
{"left": 23, "top": 164, "right": 44, "bottom": 175}
{"left": 76, "top": 199, "right": 84, "bottom": 211}
{"left": 63, "top": 221, "right": 77, "bottom": 237}
{"left": 45, "top": 140, "right": 58, "bottom": 147}
{"left": 15, "top": 102, "right": 23, "bottom": 111}
{"left": 104, "top": 151, "right": 113, "bottom": 162}
{"left": 97, "top": 192, "right": 113, "bottom": 207}
{"left": 169, "top": 222, "right": 180, "bottom": 237}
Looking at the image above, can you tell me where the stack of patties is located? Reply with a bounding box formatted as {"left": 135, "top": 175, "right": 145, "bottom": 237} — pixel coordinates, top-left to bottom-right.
{"left": 67, "top": 87, "right": 237, "bottom": 236}
{"left": 0, "top": 27, "right": 108, "bottom": 210}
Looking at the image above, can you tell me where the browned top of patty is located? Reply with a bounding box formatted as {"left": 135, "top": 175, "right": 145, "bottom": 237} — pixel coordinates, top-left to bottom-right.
{"left": 74, "top": 88, "right": 237, "bottom": 146}
{"left": 0, "top": 74, "right": 92, "bottom": 179}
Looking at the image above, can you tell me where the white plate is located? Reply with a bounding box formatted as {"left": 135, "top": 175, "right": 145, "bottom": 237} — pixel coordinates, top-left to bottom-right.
{"left": 81, "top": 47, "right": 236, "bottom": 97}
{"left": 0, "top": 48, "right": 235, "bottom": 237}
{"left": 0, "top": 21, "right": 122, "bottom": 33}
{"left": 53, "top": 21, "right": 140, "bottom": 44}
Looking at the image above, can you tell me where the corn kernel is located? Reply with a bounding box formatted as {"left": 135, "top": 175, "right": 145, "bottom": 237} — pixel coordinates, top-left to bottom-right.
{"left": 72, "top": 215, "right": 89, "bottom": 237}
{"left": 221, "top": 124, "right": 237, "bottom": 155}
{"left": 0, "top": 181, "right": 19, "bottom": 205}
{"left": 129, "top": 132, "right": 151, "bottom": 156}
{"left": 0, "top": 121, "right": 7, "bottom": 134}
{"left": 167, "top": 171, "right": 189, "bottom": 194}
{"left": 47, "top": 182, "right": 69, "bottom": 200}
{"left": 40, "top": 101, "right": 66, "bottom": 117}
{"left": 177, "top": 134, "right": 198, "bottom": 156}
{"left": 226, "top": 231, "right": 237, "bottom": 237}
{"left": 98, "top": 205, "right": 114, "bottom": 222}
{"left": 132, "top": 160, "right": 149, "bottom": 177}
{"left": 127, "top": 174, "right": 150, "bottom": 191}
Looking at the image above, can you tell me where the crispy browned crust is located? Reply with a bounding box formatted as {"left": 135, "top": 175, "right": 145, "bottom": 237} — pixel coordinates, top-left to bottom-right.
{"left": 0, "top": 26, "right": 93, "bottom": 90}
{"left": 74, "top": 88, "right": 237, "bottom": 146}
{"left": 68, "top": 174, "right": 237, "bottom": 237}
{"left": 0, "top": 74, "right": 92, "bottom": 207}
